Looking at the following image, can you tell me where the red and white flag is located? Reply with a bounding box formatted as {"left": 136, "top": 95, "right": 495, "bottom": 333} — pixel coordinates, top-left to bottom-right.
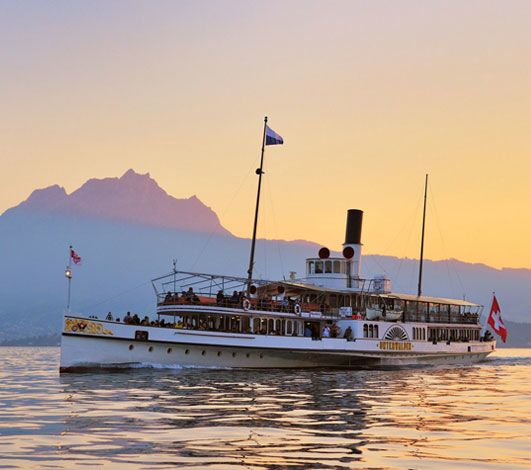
{"left": 487, "top": 294, "right": 507, "bottom": 343}
{"left": 70, "top": 246, "right": 82, "bottom": 265}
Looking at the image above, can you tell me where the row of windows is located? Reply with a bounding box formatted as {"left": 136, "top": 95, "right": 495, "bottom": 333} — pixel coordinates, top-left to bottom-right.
{"left": 307, "top": 260, "right": 346, "bottom": 275}
{"left": 178, "top": 314, "right": 304, "bottom": 336}
{"left": 427, "top": 328, "right": 480, "bottom": 342}
{"left": 412, "top": 327, "right": 426, "bottom": 340}
{"left": 363, "top": 324, "right": 379, "bottom": 338}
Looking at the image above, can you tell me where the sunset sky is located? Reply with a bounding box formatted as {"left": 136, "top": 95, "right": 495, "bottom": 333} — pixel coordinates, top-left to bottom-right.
{"left": 2, "top": 1, "right": 531, "bottom": 269}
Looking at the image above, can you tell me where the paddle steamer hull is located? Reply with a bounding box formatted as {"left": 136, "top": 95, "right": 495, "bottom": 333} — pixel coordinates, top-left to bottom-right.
{"left": 60, "top": 315, "right": 495, "bottom": 371}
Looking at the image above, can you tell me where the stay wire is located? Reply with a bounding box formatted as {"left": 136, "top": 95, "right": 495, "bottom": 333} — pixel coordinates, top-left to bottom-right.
{"left": 266, "top": 179, "right": 286, "bottom": 280}
{"left": 428, "top": 184, "right": 466, "bottom": 297}
{"left": 74, "top": 279, "right": 153, "bottom": 314}
{"left": 190, "top": 161, "right": 256, "bottom": 271}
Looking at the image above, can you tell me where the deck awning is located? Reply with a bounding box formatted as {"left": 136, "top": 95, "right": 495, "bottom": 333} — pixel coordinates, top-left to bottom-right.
{"left": 378, "top": 292, "right": 480, "bottom": 307}
{"left": 256, "top": 281, "right": 480, "bottom": 307}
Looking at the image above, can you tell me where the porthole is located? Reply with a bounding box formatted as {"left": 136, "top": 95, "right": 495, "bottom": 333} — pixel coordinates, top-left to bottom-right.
{"left": 232, "top": 352, "right": 236, "bottom": 358}
{"left": 185, "top": 349, "right": 190, "bottom": 355}
{"left": 167, "top": 348, "right": 172, "bottom": 354}
{"left": 128, "top": 344, "right": 134, "bottom": 351}
{"left": 217, "top": 351, "right": 222, "bottom": 356}
{"left": 148, "top": 346, "right": 153, "bottom": 352}
{"left": 201, "top": 350, "right": 206, "bottom": 356}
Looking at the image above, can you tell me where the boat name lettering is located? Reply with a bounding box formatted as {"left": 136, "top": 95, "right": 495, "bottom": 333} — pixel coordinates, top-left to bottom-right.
{"left": 379, "top": 341, "right": 412, "bottom": 351}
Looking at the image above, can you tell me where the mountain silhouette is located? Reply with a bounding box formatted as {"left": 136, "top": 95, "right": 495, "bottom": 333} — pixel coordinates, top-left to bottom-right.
{"left": 5, "top": 169, "right": 230, "bottom": 235}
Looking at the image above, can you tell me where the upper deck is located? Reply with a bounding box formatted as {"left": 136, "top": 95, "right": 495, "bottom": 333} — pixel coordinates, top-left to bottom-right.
{"left": 152, "top": 270, "right": 482, "bottom": 325}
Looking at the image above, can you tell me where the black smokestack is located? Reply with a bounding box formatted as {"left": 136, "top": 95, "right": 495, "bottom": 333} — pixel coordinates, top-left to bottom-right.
{"left": 344, "top": 209, "right": 363, "bottom": 245}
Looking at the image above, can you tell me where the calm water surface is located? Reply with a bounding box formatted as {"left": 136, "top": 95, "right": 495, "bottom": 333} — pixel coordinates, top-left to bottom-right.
{"left": 0, "top": 347, "right": 530, "bottom": 469}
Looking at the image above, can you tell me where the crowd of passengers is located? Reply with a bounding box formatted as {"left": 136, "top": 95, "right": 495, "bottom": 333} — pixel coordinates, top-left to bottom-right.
{"left": 101, "top": 310, "right": 354, "bottom": 339}
{"left": 161, "top": 287, "right": 332, "bottom": 313}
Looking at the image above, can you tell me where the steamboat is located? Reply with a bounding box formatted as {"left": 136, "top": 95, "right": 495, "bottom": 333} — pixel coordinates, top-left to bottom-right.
{"left": 60, "top": 121, "right": 496, "bottom": 371}
{"left": 60, "top": 206, "right": 496, "bottom": 371}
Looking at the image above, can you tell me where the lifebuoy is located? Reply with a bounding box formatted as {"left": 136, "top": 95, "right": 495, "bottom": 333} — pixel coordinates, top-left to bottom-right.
{"left": 242, "top": 298, "right": 251, "bottom": 311}
{"left": 294, "top": 303, "right": 302, "bottom": 314}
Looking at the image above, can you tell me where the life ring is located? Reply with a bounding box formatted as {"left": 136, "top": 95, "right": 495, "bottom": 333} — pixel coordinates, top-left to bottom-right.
{"left": 294, "top": 303, "right": 302, "bottom": 315}
{"left": 242, "top": 298, "right": 251, "bottom": 311}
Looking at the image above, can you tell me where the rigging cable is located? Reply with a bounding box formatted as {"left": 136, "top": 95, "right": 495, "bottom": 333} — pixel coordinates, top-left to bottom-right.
{"left": 266, "top": 178, "right": 286, "bottom": 280}
{"left": 428, "top": 183, "right": 466, "bottom": 298}
{"left": 190, "top": 160, "right": 256, "bottom": 271}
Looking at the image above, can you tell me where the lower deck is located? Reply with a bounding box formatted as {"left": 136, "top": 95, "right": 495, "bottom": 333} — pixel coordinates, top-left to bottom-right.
{"left": 60, "top": 314, "right": 496, "bottom": 371}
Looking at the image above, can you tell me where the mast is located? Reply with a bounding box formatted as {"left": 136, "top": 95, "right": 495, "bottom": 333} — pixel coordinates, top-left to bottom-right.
{"left": 417, "top": 174, "right": 428, "bottom": 297}
{"left": 247, "top": 116, "right": 268, "bottom": 287}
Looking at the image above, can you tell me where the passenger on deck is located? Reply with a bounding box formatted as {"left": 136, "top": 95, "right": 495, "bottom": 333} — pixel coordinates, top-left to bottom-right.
{"left": 185, "top": 288, "right": 194, "bottom": 301}
{"left": 164, "top": 292, "right": 172, "bottom": 303}
{"left": 230, "top": 290, "right": 239, "bottom": 306}
{"left": 344, "top": 326, "right": 353, "bottom": 341}
{"left": 322, "top": 325, "right": 331, "bottom": 337}
{"left": 140, "top": 316, "right": 150, "bottom": 326}
{"left": 106, "top": 312, "right": 113, "bottom": 321}
{"left": 216, "top": 290, "right": 225, "bottom": 305}
{"left": 281, "top": 297, "right": 289, "bottom": 312}
{"left": 132, "top": 314, "right": 140, "bottom": 325}
{"left": 330, "top": 323, "right": 339, "bottom": 338}
{"left": 124, "top": 312, "right": 132, "bottom": 324}
{"left": 304, "top": 324, "right": 312, "bottom": 337}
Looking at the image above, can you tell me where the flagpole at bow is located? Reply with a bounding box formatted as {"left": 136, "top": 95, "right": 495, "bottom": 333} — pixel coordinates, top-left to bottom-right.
{"left": 65, "top": 245, "right": 73, "bottom": 313}
{"left": 247, "top": 116, "right": 268, "bottom": 288}
{"left": 479, "top": 291, "right": 495, "bottom": 336}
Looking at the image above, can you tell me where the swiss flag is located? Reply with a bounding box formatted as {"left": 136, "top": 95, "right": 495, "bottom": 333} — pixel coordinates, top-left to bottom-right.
{"left": 487, "top": 295, "right": 507, "bottom": 343}
{"left": 70, "top": 246, "right": 82, "bottom": 265}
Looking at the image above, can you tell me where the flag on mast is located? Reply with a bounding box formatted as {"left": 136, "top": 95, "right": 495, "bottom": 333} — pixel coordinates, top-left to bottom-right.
{"left": 70, "top": 246, "right": 82, "bottom": 265}
{"left": 265, "top": 125, "right": 284, "bottom": 145}
{"left": 487, "top": 294, "right": 507, "bottom": 343}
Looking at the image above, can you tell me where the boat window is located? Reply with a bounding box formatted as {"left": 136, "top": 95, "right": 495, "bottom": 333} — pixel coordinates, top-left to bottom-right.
{"left": 308, "top": 261, "right": 314, "bottom": 275}
{"left": 429, "top": 303, "right": 440, "bottom": 314}
{"left": 450, "top": 304, "right": 460, "bottom": 314}
{"left": 374, "top": 325, "right": 379, "bottom": 338}
{"left": 418, "top": 303, "right": 428, "bottom": 314}
{"left": 333, "top": 260, "right": 341, "bottom": 273}
{"left": 325, "top": 260, "right": 332, "bottom": 273}
{"left": 286, "top": 321, "right": 293, "bottom": 335}
{"left": 315, "top": 261, "right": 323, "bottom": 274}
{"left": 363, "top": 324, "right": 368, "bottom": 338}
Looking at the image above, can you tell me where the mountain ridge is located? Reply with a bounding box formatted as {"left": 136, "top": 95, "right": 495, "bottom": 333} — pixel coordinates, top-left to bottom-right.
{"left": 4, "top": 169, "right": 230, "bottom": 236}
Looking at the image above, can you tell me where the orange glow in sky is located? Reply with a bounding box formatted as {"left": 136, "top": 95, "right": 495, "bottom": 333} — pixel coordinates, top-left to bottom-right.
{"left": 1, "top": 1, "right": 531, "bottom": 269}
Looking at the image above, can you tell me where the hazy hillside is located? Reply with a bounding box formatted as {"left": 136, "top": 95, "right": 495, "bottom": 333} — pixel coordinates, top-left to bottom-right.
{"left": 0, "top": 170, "right": 529, "bottom": 343}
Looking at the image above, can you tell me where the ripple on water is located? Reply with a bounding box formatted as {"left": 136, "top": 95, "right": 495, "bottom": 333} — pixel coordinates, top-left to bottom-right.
{"left": 0, "top": 347, "right": 530, "bottom": 469}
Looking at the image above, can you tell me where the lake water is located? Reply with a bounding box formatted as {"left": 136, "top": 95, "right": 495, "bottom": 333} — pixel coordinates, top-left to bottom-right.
{"left": 0, "top": 347, "right": 530, "bottom": 469}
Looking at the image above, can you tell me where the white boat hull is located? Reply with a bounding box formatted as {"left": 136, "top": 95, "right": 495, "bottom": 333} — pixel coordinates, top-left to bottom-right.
{"left": 60, "top": 316, "right": 495, "bottom": 371}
